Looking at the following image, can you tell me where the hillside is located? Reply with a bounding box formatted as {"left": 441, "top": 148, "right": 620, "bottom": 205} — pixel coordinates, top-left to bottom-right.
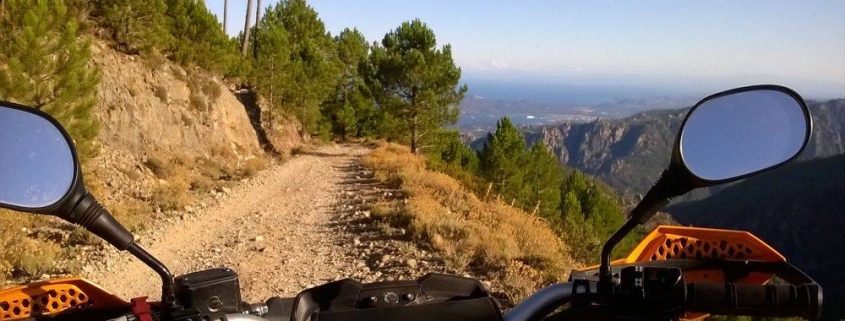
{"left": 523, "top": 99, "right": 845, "bottom": 198}
{"left": 667, "top": 154, "right": 845, "bottom": 319}
{"left": 0, "top": 39, "right": 303, "bottom": 284}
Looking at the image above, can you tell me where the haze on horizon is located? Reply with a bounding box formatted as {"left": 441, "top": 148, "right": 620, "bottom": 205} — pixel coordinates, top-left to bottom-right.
{"left": 208, "top": 1, "right": 845, "bottom": 101}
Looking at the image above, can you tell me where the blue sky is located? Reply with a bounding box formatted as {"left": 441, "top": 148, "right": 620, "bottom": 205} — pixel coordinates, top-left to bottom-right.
{"left": 206, "top": 1, "right": 845, "bottom": 99}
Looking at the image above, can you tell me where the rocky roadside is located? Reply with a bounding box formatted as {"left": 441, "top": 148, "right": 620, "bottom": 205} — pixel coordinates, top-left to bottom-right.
{"left": 66, "top": 144, "right": 490, "bottom": 303}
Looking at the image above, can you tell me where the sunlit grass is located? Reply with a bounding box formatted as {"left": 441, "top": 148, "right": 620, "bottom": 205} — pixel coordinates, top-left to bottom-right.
{"left": 363, "top": 141, "right": 575, "bottom": 302}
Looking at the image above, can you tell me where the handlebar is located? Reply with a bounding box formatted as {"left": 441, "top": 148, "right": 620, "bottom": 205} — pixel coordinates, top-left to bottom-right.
{"left": 686, "top": 283, "right": 823, "bottom": 320}
{"left": 503, "top": 282, "right": 597, "bottom": 321}
{"left": 505, "top": 281, "right": 822, "bottom": 321}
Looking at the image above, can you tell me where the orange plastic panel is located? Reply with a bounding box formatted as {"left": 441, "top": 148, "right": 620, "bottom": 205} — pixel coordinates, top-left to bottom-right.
{"left": 0, "top": 278, "right": 127, "bottom": 320}
{"left": 623, "top": 225, "right": 785, "bottom": 264}
{"left": 623, "top": 226, "right": 785, "bottom": 321}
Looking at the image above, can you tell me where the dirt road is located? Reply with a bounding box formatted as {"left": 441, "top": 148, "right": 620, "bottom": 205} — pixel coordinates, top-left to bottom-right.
{"left": 82, "top": 144, "right": 448, "bottom": 302}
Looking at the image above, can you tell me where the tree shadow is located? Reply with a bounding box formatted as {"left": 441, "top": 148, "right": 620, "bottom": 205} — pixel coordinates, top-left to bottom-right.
{"left": 235, "top": 88, "right": 277, "bottom": 154}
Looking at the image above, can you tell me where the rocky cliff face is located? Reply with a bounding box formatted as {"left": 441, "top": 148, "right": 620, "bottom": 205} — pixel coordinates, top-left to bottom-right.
{"left": 85, "top": 41, "right": 302, "bottom": 215}
{"left": 525, "top": 108, "right": 685, "bottom": 198}
{"left": 527, "top": 99, "right": 845, "bottom": 198}
{"left": 91, "top": 41, "right": 263, "bottom": 158}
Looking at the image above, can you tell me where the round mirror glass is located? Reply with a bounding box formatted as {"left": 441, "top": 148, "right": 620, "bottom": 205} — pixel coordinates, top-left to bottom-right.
{"left": 0, "top": 105, "right": 76, "bottom": 209}
{"left": 680, "top": 89, "right": 808, "bottom": 181}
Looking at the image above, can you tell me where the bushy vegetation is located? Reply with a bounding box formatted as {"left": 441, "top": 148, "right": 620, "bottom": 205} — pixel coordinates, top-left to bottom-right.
{"left": 0, "top": 0, "right": 101, "bottom": 162}
{"left": 419, "top": 117, "right": 643, "bottom": 264}
{"left": 89, "top": 0, "right": 247, "bottom": 77}
{"left": 363, "top": 142, "right": 574, "bottom": 301}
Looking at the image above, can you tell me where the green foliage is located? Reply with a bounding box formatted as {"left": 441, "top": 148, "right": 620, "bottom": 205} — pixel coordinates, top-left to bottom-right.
{"left": 422, "top": 130, "right": 484, "bottom": 192}
{"left": 322, "top": 28, "right": 374, "bottom": 140}
{"left": 367, "top": 19, "right": 467, "bottom": 153}
{"left": 253, "top": 0, "right": 339, "bottom": 135}
{"left": 558, "top": 170, "right": 642, "bottom": 263}
{"left": 0, "top": 0, "right": 101, "bottom": 162}
{"left": 523, "top": 142, "right": 563, "bottom": 220}
{"left": 164, "top": 0, "right": 245, "bottom": 76}
{"left": 480, "top": 117, "right": 527, "bottom": 202}
{"left": 91, "top": 0, "right": 170, "bottom": 54}
{"left": 90, "top": 0, "right": 248, "bottom": 78}
{"left": 252, "top": 3, "right": 291, "bottom": 127}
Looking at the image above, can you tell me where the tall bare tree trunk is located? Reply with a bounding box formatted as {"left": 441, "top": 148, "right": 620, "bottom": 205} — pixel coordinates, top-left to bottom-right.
{"left": 253, "top": 0, "right": 262, "bottom": 59}
{"left": 256, "top": 0, "right": 263, "bottom": 22}
{"left": 223, "top": 0, "right": 228, "bottom": 34}
{"left": 241, "top": 0, "right": 254, "bottom": 56}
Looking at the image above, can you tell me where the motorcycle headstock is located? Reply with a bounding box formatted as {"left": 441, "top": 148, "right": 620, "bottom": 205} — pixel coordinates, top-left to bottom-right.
{"left": 598, "top": 85, "right": 812, "bottom": 284}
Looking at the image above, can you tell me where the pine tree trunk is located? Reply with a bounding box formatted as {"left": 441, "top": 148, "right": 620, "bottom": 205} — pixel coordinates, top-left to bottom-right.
{"left": 253, "top": 0, "right": 262, "bottom": 59}
{"left": 411, "top": 115, "right": 418, "bottom": 154}
{"left": 223, "top": 0, "right": 228, "bottom": 34}
{"left": 241, "top": 0, "right": 254, "bottom": 56}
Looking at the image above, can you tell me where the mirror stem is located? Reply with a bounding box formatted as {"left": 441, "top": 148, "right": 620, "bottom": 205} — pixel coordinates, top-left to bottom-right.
{"left": 599, "top": 217, "right": 640, "bottom": 286}
{"left": 598, "top": 169, "right": 686, "bottom": 288}
{"left": 66, "top": 193, "right": 178, "bottom": 309}
{"left": 127, "top": 242, "right": 178, "bottom": 308}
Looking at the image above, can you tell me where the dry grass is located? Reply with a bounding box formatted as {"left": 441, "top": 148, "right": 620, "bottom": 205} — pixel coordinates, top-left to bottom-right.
{"left": 291, "top": 144, "right": 319, "bottom": 156}
{"left": 236, "top": 156, "right": 271, "bottom": 178}
{"left": 0, "top": 210, "right": 65, "bottom": 283}
{"left": 363, "top": 142, "right": 575, "bottom": 302}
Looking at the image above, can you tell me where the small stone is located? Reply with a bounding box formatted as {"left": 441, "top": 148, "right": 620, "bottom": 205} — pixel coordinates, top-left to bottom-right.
{"left": 253, "top": 236, "right": 265, "bottom": 242}
{"left": 380, "top": 254, "right": 392, "bottom": 263}
{"left": 405, "top": 259, "right": 417, "bottom": 269}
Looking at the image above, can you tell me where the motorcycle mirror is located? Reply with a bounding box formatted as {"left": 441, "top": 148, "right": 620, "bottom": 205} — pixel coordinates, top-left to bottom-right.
{"left": 679, "top": 87, "right": 810, "bottom": 182}
{"left": 0, "top": 103, "right": 78, "bottom": 211}
{"left": 0, "top": 101, "right": 178, "bottom": 307}
{"left": 597, "top": 85, "right": 812, "bottom": 286}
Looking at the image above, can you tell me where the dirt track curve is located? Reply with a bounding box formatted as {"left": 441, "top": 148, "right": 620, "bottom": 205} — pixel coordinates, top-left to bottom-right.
{"left": 82, "top": 144, "right": 450, "bottom": 303}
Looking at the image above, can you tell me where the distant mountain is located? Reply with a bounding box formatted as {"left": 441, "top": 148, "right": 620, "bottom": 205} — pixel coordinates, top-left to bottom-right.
{"left": 522, "top": 99, "right": 845, "bottom": 199}
{"left": 457, "top": 94, "right": 699, "bottom": 137}
{"left": 666, "top": 154, "right": 845, "bottom": 319}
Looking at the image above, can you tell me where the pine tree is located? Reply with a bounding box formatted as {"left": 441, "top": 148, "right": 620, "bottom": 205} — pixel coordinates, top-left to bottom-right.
{"left": 368, "top": 19, "right": 467, "bottom": 153}
{"left": 165, "top": 0, "right": 238, "bottom": 73}
{"left": 324, "top": 28, "right": 371, "bottom": 140}
{"left": 523, "top": 142, "right": 563, "bottom": 220}
{"left": 270, "top": 0, "right": 339, "bottom": 136}
{"left": 479, "top": 117, "right": 526, "bottom": 203}
{"left": 0, "top": 0, "right": 100, "bottom": 161}
{"left": 252, "top": 2, "right": 291, "bottom": 132}
{"left": 91, "top": 0, "right": 170, "bottom": 54}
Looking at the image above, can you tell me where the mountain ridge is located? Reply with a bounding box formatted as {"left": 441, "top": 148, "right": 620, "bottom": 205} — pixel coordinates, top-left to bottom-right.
{"left": 520, "top": 99, "right": 845, "bottom": 198}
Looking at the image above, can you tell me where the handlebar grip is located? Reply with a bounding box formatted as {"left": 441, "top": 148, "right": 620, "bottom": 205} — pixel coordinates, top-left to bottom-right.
{"left": 686, "top": 283, "right": 822, "bottom": 319}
